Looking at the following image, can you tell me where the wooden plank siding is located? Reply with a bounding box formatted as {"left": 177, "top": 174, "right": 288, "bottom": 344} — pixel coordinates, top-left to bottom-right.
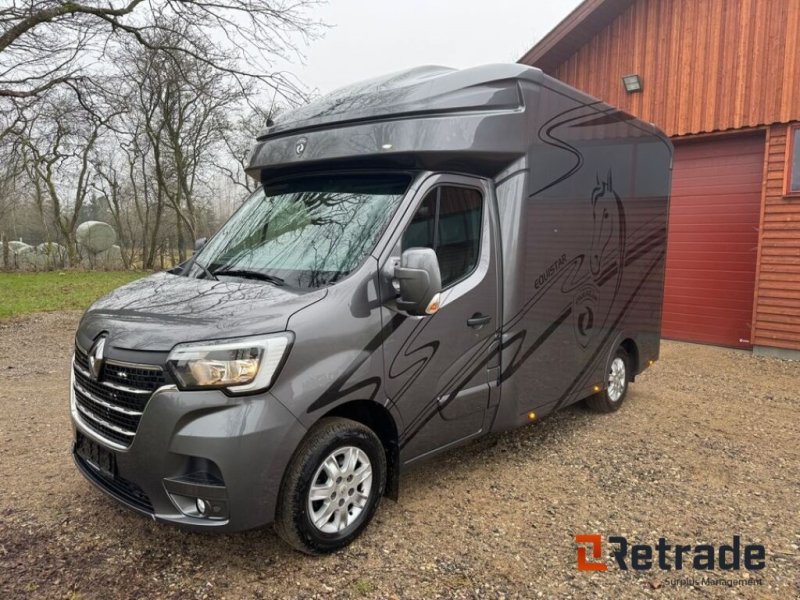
{"left": 539, "top": 0, "right": 800, "bottom": 137}
{"left": 752, "top": 123, "right": 800, "bottom": 350}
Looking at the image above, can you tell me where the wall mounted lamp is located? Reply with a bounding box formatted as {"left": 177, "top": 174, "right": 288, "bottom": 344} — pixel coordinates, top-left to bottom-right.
{"left": 622, "top": 74, "right": 643, "bottom": 93}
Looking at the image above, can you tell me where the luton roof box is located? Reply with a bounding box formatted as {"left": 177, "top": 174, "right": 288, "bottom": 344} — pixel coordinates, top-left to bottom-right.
{"left": 246, "top": 64, "right": 666, "bottom": 181}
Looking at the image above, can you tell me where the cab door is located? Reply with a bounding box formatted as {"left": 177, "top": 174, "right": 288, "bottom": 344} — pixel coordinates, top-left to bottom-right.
{"left": 378, "top": 174, "right": 501, "bottom": 462}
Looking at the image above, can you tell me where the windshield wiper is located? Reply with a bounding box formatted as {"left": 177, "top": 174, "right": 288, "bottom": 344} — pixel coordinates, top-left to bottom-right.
{"left": 211, "top": 267, "right": 286, "bottom": 286}
{"left": 183, "top": 254, "right": 218, "bottom": 281}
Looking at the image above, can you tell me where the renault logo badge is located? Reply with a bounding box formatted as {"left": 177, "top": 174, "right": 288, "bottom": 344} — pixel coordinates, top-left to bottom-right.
{"left": 89, "top": 337, "right": 106, "bottom": 380}
{"left": 295, "top": 137, "right": 307, "bottom": 156}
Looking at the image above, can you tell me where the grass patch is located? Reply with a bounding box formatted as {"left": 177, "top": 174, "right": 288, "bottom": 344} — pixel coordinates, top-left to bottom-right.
{"left": 350, "top": 578, "right": 375, "bottom": 596}
{"left": 0, "top": 271, "right": 148, "bottom": 319}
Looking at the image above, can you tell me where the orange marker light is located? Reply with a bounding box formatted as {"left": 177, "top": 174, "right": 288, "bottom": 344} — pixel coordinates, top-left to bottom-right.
{"left": 592, "top": 384, "right": 602, "bottom": 393}
{"left": 425, "top": 293, "right": 441, "bottom": 315}
{"left": 527, "top": 411, "right": 536, "bottom": 421}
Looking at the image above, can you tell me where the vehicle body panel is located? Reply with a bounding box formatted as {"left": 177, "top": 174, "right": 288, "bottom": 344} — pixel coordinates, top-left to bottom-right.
{"left": 376, "top": 173, "right": 501, "bottom": 462}
{"left": 70, "top": 63, "right": 671, "bottom": 532}
{"left": 77, "top": 271, "right": 325, "bottom": 352}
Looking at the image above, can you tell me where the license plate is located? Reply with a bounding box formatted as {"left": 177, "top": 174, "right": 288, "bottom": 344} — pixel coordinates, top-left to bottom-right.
{"left": 75, "top": 433, "right": 117, "bottom": 479}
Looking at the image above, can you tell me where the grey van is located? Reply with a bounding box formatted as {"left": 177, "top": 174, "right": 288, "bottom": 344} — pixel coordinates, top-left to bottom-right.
{"left": 70, "top": 64, "right": 672, "bottom": 553}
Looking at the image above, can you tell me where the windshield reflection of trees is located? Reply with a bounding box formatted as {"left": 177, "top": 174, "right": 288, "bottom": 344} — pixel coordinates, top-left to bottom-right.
{"left": 206, "top": 187, "right": 401, "bottom": 289}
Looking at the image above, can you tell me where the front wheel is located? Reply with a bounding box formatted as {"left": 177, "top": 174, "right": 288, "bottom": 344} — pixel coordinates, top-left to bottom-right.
{"left": 274, "top": 417, "right": 386, "bottom": 554}
{"left": 585, "top": 347, "right": 630, "bottom": 413}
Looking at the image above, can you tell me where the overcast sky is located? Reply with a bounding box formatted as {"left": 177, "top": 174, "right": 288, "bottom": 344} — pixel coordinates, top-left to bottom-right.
{"left": 279, "top": 0, "right": 583, "bottom": 96}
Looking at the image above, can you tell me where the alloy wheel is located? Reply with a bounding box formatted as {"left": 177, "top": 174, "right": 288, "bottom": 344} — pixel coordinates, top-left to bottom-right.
{"left": 607, "top": 356, "right": 627, "bottom": 402}
{"left": 307, "top": 446, "right": 373, "bottom": 534}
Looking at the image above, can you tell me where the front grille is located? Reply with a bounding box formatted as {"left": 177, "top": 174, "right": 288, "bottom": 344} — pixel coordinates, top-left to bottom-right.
{"left": 74, "top": 367, "right": 149, "bottom": 413}
{"left": 75, "top": 346, "right": 91, "bottom": 372}
{"left": 103, "top": 362, "right": 167, "bottom": 392}
{"left": 74, "top": 451, "right": 154, "bottom": 513}
{"left": 73, "top": 344, "right": 166, "bottom": 448}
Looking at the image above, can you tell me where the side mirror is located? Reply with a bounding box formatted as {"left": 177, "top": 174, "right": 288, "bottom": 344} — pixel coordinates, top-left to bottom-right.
{"left": 194, "top": 237, "right": 207, "bottom": 253}
{"left": 394, "top": 247, "right": 442, "bottom": 315}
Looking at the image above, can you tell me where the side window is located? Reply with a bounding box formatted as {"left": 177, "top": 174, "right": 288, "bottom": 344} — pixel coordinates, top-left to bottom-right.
{"left": 402, "top": 185, "right": 483, "bottom": 287}
{"left": 402, "top": 190, "right": 436, "bottom": 250}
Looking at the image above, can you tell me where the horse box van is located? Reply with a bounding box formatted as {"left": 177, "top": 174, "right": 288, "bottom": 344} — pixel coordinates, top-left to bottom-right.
{"left": 70, "top": 64, "right": 672, "bottom": 553}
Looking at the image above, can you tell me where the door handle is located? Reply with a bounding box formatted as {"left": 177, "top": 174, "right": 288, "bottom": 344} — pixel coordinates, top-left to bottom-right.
{"left": 467, "top": 313, "right": 491, "bottom": 328}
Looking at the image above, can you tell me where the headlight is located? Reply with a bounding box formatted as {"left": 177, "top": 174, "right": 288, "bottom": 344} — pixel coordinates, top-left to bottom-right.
{"left": 167, "top": 333, "right": 293, "bottom": 394}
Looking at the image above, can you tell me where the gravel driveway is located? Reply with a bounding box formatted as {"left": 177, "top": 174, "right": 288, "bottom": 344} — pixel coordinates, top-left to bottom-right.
{"left": 1, "top": 311, "right": 798, "bottom": 599}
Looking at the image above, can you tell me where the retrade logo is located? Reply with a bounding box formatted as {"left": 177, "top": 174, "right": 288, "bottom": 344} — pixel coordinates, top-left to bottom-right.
{"left": 576, "top": 534, "right": 766, "bottom": 572}
{"left": 576, "top": 534, "right": 607, "bottom": 571}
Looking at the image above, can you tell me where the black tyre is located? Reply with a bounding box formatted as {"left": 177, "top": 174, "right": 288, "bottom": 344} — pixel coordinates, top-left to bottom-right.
{"left": 585, "top": 347, "right": 630, "bottom": 413}
{"left": 274, "top": 417, "right": 386, "bottom": 554}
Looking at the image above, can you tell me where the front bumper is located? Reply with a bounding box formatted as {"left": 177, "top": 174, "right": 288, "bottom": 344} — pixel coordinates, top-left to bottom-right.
{"left": 70, "top": 377, "right": 307, "bottom": 532}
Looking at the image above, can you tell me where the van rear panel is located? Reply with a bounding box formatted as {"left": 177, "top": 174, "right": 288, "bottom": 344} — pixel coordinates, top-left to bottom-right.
{"left": 492, "top": 82, "right": 671, "bottom": 430}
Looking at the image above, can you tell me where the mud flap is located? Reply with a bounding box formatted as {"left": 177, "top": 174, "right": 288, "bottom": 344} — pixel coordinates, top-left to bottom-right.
{"left": 384, "top": 440, "right": 400, "bottom": 501}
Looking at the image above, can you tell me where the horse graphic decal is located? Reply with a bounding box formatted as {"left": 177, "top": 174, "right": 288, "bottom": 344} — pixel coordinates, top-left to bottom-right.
{"left": 574, "top": 171, "right": 627, "bottom": 349}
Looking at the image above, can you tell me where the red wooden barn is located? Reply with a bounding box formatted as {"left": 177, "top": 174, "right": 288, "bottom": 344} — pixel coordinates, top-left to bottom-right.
{"left": 520, "top": 0, "right": 800, "bottom": 358}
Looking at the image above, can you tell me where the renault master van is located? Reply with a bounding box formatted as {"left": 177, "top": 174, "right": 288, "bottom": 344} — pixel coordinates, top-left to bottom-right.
{"left": 70, "top": 64, "right": 672, "bottom": 553}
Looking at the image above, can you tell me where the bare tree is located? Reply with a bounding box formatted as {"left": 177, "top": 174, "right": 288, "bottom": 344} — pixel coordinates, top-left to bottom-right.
{"left": 217, "top": 106, "right": 274, "bottom": 195}
{"left": 1, "top": 0, "right": 322, "bottom": 102}
{"left": 92, "top": 159, "right": 134, "bottom": 268}
{"left": 1, "top": 1, "right": 324, "bottom": 270}
{"left": 15, "top": 90, "right": 119, "bottom": 264}
{"left": 109, "top": 26, "right": 247, "bottom": 261}
{"left": 0, "top": 139, "right": 23, "bottom": 228}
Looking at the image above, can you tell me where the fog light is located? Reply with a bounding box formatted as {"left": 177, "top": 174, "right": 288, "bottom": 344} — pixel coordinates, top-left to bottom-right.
{"left": 196, "top": 498, "right": 209, "bottom": 516}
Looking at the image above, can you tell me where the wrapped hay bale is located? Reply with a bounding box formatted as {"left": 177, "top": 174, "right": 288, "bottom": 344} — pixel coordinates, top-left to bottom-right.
{"left": 8, "top": 241, "right": 32, "bottom": 254}
{"left": 7, "top": 241, "right": 38, "bottom": 270}
{"left": 76, "top": 221, "right": 116, "bottom": 253}
{"left": 36, "top": 242, "right": 67, "bottom": 268}
{"left": 95, "top": 244, "right": 124, "bottom": 270}
{"left": 21, "top": 252, "right": 47, "bottom": 270}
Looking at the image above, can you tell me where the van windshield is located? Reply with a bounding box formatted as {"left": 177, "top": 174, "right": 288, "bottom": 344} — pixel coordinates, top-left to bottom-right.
{"left": 196, "top": 173, "right": 410, "bottom": 289}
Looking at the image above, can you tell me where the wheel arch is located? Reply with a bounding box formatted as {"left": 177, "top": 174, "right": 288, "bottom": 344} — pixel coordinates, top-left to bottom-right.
{"left": 322, "top": 400, "right": 401, "bottom": 500}
{"left": 619, "top": 337, "right": 640, "bottom": 381}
